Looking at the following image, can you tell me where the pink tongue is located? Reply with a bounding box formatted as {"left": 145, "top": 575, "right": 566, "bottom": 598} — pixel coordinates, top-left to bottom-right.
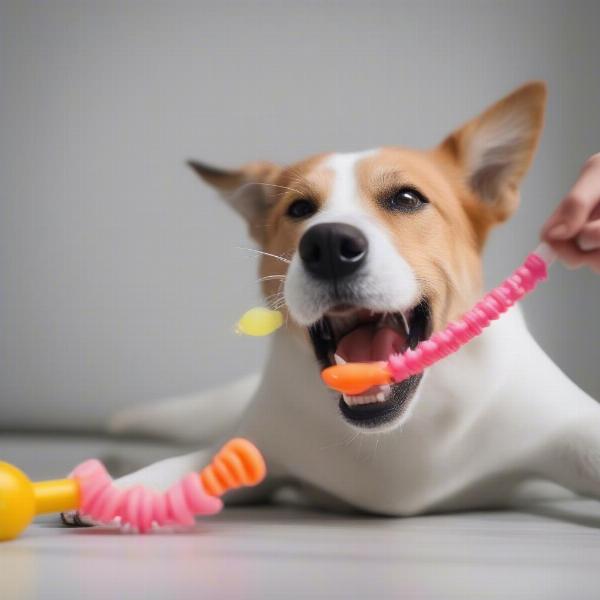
{"left": 336, "top": 325, "right": 407, "bottom": 363}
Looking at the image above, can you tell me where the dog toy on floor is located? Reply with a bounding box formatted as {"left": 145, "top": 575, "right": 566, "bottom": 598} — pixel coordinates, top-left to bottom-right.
{"left": 0, "top": 438, "right": 266, "bottom": 541}
{"left": 321, "top": 243, "right": 556, "bottom": 394}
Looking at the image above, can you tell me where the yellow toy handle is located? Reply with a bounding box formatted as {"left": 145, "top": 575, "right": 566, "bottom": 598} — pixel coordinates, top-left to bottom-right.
{"left": 0, "top": 462, "right": 79, "bottom": 541}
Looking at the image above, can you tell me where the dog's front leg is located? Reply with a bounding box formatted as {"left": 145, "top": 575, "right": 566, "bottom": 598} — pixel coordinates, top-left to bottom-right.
{"left": 497, "top": 331, "right": 600, "bottom": 502}
{"left": 531, "top": 411, "right": 600, "bottom": 500}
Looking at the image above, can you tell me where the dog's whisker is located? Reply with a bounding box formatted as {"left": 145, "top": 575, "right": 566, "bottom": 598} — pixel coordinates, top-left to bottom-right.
{"left": 225, "top": 181, "right": 304, "bottom": 203}
{"left": 285, "top": 168, "right": 315, "bottom": 192}
{"left": 264, "top": 293, "right": 285, "bottom": 306}
{"left": 264, "top": 290, "right": 285, "bottom": 299}
{"left": 371, "top": 435, "right": 381, "bottom": 463}
{"left": 356, "top": 434, "right": 366, "bottom": 462}
{"left": 272, "top": 279, "right": 288, "bottom": 310}
{"left": 235, "top": 246, "right": 291, "bottom": 264}
{"left": 265, "top": 295, "right": 284, "bottom": 306}
{"left": 249, "top": 182, "right": 305, "bottom": 197}
{"left": 318, "top": 431, "right": 360, "bottom": 451}
{"left": 257, "top": 274, "right": 287, "bottom": 284}
{"left": 264, "top": 298, "right": 285, "bottom": 309}
{"left": 272, "top": 299, "right": 287, "bottom": 311}
{"left": 264, "top": 293, "right": 286, "bottom": 309}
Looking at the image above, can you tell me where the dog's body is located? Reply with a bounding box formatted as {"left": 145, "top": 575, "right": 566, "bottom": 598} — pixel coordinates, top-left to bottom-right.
{"left": 111, "top": 305, "right": 599, "bottom": 516}
{"left": 69, "top": 82, "right": 600, "bottom": 523}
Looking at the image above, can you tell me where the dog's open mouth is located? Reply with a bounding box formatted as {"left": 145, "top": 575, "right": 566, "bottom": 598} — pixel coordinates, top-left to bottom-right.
{"left": 309, "top": 300, "right": 432, "bottom": 428}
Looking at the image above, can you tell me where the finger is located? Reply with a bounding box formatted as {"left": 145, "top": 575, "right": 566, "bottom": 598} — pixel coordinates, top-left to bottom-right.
{"left": 542, "top": 190, "right": 599, "bottom": 241}
{"left": 549, "top": 239, "right": 600, "bottom": 272}
{"left": 581, "top": 249, "right": 600, "bottom": 274}
{"left": 548, "top": 239, "right": 589, "bottom": 269}
{"left": 542, "top": 154, "right": 600, "bottom": 241}
{"left": 577, "top": 219, "right": 600, "bottom": 251}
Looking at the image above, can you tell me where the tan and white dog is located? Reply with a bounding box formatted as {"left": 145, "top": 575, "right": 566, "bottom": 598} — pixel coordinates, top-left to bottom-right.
{"left": 70, "top": 82, "right": 600, "bottom": 521}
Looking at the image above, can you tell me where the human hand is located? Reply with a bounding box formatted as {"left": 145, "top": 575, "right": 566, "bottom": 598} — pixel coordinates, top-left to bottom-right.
{"left": 541, "top": 153, "right": 600, "bottom": 273}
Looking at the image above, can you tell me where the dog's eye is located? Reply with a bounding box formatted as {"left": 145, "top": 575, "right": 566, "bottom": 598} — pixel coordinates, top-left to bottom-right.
{"left": 380, "top": 187, "right": 429, "bottom": 213}
{"left": 287, "top": 198, "right": 317, "bottom": 220}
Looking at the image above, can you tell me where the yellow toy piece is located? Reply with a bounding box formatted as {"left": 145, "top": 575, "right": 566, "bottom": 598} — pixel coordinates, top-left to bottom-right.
{"left": 236, "top": 307, "right": 283, "bottom": 336}
{"left": 0, "top": 461, "right": 79, "bottom": 541}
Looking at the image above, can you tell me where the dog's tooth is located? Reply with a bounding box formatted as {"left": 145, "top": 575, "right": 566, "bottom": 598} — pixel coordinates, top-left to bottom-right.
{"left": 334, "top": 354, "right": 347, "bottom": 365}
{"left": 400, "top": 312, "right": 410, "bottom": 336}
{"left": 343, "top": 391, "right": 396, "bottom": 406}
{"left": 343, "top": 393, "right": 363, "bottom": 406}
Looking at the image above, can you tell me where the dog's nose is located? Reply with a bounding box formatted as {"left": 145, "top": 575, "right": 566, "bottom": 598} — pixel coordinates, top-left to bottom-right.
{"left": 299, "top": 223, "right": 368, "bottom": 280}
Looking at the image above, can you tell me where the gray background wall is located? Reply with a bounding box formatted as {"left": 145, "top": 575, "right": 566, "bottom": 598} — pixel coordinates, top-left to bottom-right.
{"left": 1, "top": 0, "right": 598, "bottom": 430}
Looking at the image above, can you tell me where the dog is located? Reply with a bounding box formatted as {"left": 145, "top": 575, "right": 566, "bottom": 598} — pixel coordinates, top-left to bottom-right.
{"left": 65, "top": 81, "right": 600, "bottom": 523}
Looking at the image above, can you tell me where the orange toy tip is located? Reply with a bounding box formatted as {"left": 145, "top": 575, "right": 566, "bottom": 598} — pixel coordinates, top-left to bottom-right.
{"left": 200, "top": 438, "right": 267, "bottom": 497}
{"left": 321, "top": 361, "right": 392, "bottom": 395}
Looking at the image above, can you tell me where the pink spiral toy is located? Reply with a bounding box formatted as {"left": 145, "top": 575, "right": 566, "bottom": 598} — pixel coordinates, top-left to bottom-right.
{"left": 70, "top": 438, "right": 266, "bottom": 533}
{"left": 71, "top": 460, "right": 222, "bottom": 532}
{"left": 322, "top": 243, "right": 556, "bottom": 395}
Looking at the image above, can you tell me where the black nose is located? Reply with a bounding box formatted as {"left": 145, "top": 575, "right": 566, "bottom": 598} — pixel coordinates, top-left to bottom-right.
{"left": 299, "top": 223, "right": 368, "bottom": 280}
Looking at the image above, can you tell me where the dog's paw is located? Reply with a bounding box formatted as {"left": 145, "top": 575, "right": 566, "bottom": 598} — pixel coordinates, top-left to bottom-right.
{"left": 60, "top": 510, "right": 95, "bottom": 528}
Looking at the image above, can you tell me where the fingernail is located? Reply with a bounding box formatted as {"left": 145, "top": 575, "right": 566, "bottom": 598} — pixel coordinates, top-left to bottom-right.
{"left": 547, "top": 223, "right": 569, "bottom": 239}
{"left": 577, "top": 236, "right": 600, "bottom": 252}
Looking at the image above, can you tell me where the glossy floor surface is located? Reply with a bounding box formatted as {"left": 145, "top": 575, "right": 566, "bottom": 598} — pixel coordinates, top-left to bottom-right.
{"left": 2, "top": 435, "right": 600, "bottom": 599}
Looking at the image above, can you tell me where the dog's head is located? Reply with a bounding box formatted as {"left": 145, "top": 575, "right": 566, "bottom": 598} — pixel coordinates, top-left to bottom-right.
{"left": 190, "top": 82, "right": 546, "bottom": 432}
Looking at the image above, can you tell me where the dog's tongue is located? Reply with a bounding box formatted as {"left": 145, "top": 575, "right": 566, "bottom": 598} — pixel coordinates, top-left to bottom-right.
{"left": 336, "top": 325, "right": 407, "bottom": 363}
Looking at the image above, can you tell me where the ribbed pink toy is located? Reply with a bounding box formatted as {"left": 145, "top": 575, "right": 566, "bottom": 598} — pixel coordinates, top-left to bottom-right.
{"left": 71, "top": 460, "right": 223, "bottom": 532}
{"left": 387, "top": 244, "right": 554, "bottom": 380}
{"left": 321, "top": 243, "right": 556, "bottom": 395}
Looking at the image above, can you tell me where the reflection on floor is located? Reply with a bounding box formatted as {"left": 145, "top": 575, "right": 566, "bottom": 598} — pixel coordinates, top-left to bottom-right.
{"left": 2, "top": 500, "right": 600, "bottom": 600}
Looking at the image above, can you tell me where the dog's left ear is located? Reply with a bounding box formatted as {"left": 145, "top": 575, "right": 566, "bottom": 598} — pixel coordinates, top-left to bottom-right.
{"left": 438, "top": 81, "right": 546, "bottom": 223}
{"left": 187, "top": 159, "right": 281, "bottom": 242}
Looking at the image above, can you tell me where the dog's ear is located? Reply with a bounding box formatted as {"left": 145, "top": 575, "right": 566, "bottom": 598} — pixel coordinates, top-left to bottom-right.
{"left": 438, "top": 81, "right": 546, "bottom": 223}
{"left": 187, "top": 159, "right": 281, "bottom": 242}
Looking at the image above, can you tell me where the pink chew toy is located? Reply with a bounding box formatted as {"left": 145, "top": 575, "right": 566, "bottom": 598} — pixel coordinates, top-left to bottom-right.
{"left": 322, "top": 243, "right": 556, "bottom": 395}
{"left": 72, "top": 437, "right": 266, "bottom": 532}
{"left": 71, "top": 461, "right": 223, "bottom": 532}
{"left": 0, "top": 438, "right": 267, "bottom": 540}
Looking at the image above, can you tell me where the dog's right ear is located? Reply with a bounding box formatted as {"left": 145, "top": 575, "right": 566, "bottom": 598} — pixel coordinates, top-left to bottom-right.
{"left": 187, "top": 160, "right": 281, "bottom": 242}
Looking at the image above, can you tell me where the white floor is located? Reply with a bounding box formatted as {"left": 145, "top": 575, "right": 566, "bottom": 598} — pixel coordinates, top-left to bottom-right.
{"left": 2, "top": 435, "right": 600, "bottom": 599}
{"left": 3, "top": 501, "right": 600, "bottom": 599}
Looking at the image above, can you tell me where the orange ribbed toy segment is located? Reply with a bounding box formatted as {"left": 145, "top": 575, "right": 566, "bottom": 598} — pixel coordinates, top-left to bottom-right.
{"left": 321, "top": 361, "right": 392, "bottom": 395}
{"left": 200, "top": 438, "right": 266, "bottom": 497}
